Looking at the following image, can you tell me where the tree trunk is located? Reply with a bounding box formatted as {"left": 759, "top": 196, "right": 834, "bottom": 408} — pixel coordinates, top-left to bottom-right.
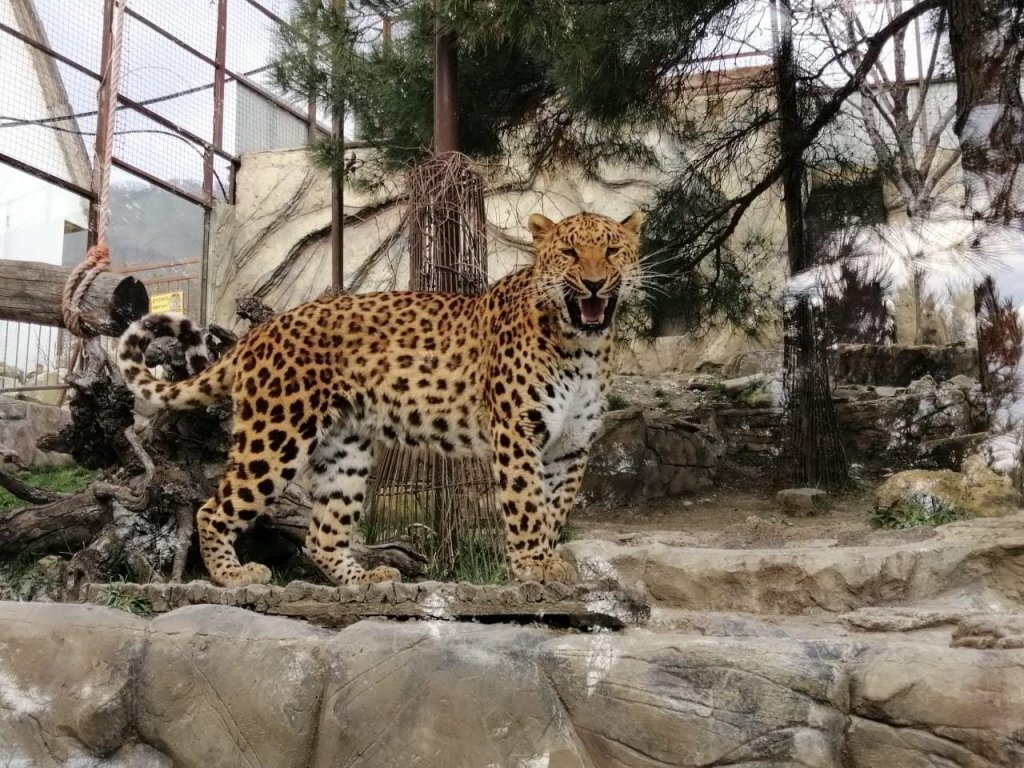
{"left": 774, "top": 0, "right": 848, "bottom": 488}
{"left": 948, "top": 0, "right": 1024, "bottom": 222}
{"left": 0, "top": 260, "right": 149, "bottom": 336}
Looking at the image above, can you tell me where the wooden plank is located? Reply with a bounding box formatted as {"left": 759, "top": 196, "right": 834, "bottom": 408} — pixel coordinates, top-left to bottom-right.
{"left": 85, "top": 579, "right": 651, "bottom": 630}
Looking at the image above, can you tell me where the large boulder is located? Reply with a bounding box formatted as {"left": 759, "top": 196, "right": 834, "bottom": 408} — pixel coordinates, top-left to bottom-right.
{"left": 0, "top": 394, "right": 72, "bottom": 467}
{"left": 875, "top": 454, "right": 1024, "bottom": 519}
{"left": 580, "top": 408, "right": 722, "bottom": 504}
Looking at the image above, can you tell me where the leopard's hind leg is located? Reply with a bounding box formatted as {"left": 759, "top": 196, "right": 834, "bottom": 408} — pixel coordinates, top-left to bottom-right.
{"left": 305, "top": 429, "right": 400, "bottom": 585}
{"left": 197, "top": 418, "right": 307, "bottom": 587}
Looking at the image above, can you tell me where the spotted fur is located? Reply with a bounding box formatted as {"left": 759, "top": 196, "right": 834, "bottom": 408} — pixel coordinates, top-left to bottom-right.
{"left": 116, "top": 211, "right": 643, "bottom": 587}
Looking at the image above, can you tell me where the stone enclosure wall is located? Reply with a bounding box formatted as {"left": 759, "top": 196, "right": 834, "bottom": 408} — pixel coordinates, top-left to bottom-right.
{"left": 3, "top": 601, "right": 1022, "bottom": 768}
{"left": 0, "top": 395, "right": 70, "bottom": 467}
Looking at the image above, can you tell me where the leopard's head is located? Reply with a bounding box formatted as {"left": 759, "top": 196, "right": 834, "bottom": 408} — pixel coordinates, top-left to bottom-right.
{"left": 528, "top": 211, "right": 643, "bottom": 335}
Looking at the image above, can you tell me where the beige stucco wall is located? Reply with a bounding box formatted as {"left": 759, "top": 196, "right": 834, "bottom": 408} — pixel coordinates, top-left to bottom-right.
{"left": 206, "top": 144, "right": 790, "bottom": 371}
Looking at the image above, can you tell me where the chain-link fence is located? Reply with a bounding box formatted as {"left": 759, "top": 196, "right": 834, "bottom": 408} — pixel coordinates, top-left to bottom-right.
{"left": 0, "top": 0, "right": 326, "bottom": 397}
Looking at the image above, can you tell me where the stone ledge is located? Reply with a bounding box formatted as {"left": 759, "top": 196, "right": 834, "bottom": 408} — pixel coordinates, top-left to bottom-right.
{"left": 84, "top": 578, "right": 651, "bottom": 629}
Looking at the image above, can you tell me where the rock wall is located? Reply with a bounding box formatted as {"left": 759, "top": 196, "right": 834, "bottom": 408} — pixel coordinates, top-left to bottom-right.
{"left": 580, "top": 408, "right": 722, "bottom": 504}
{"left": 0, "top": 395, "right": 70, "bottom": 467}
{"left": 833, "top": 342, "right": 979, "bottom": 385}
{"left": 703, "top": 375, "right": 988, "bottom": 469}
{"left": 1, "top": 601, "right": 1022, "bottom": 767}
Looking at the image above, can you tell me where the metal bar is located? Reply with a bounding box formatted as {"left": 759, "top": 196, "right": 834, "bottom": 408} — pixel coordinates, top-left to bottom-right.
{"left": 331, "top": 108, "right": 344, "bottom": 289}
{"left": 0, "top": 22, "right": 101, "bottom": 79}
{"left": 110, "top": 157, "right": 210, "bottom": 207}
{"left": 120, "top": 258, "right": 201, "bottom": 272}
{"left": 115, "top": 93, "right": 216, "bottom": 156}
{"left": 0, "top": 151, "right": 94, "bottom": 199}
{"left": 228, "top": 71, "right": 314, "bottom": 126}
{"left": 330, "top": 0, "right": 345, "bottom": 289}
{"left": 122, "top": 7, "right": 218, "bottom": 67}
{"left": 244, "top": 0, "right": 288, "bottom": 26}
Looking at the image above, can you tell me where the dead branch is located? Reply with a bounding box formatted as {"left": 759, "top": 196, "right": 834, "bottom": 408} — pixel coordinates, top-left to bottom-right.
{"left": 0, "top": 467, "right": 64, "bottom": 505}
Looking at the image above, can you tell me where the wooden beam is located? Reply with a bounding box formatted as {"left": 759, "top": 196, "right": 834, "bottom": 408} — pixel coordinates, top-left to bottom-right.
{"left": 0, "top": 259, "right": 149, "bottom": 337}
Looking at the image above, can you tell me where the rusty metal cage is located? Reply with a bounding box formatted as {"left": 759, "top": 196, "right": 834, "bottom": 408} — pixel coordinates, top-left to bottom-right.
{"left": 364, "top": 152, "right": 504, "bottom": 582}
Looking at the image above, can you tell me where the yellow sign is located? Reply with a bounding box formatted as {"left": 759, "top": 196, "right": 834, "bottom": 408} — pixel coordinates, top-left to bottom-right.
{"left": 150, "top": 291, "right": 185, "bottom": 313}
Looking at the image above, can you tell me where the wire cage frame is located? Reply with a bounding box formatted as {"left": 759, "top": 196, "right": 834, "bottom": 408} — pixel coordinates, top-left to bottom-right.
{"left": 364, "top": 152, "right": 504, "bottom": 581}
{"left": 407, "top": 152, "right": 488, "bottom": 295}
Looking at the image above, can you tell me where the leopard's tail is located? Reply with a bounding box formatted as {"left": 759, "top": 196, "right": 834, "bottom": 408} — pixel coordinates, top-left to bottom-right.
{"left": 116, "top": 312, "right": 236, "bottom": 410}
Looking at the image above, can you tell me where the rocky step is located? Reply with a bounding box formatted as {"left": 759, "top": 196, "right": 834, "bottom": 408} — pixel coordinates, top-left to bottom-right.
{"left": 565, "top": 514, "right": 1024, "bottom": 614}
{"left": 84, "top": 578, "right": 651, "bottom": 629}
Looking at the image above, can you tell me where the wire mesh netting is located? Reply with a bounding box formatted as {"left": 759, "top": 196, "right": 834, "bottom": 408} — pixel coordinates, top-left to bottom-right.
{"left": 365, "top": 152, "right": 502, "bottom": 582}
{"left": 407, "top": 153, "right": 488, "bottom": 294}
{"left": 1, "top": 0, "right": 319, "bottom": 395}
{"left": 365, "top": 444, "right": 506, "bottom": 582}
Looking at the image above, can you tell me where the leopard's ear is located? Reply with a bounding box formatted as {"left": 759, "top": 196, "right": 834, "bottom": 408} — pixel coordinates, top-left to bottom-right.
{"left": 528, "top": 213, "right": 556, "bottom": 239}
{"left": 620, "top": 210, "right": 644, "bottom": 235}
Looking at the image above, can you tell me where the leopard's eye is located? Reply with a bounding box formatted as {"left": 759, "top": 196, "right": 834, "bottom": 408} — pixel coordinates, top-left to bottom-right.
{"left": 606, "top": 245, "right": 621, "bottom": 256}
{"left": 560, "top": 247, "right": 577, "bottom": 258}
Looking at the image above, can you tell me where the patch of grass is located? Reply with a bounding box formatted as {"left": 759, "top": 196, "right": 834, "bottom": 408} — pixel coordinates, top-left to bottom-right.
{"left": 450, "top": 533, "right": 507, "bottom": 584}
{"left": 703, "top": 380, "right": 727, "bottom": 399}
{"left": 0, "top": 554, "right": 61, "bottom": 601}
{"left": 0, "top": 464, "right": 97, "bottom": 514}
{"left": 95, "top": 583, "right": 155, "bottom": 616}
{"left": 736, "top": 384, "right": 772, "bottom": 408}
{"left": 606, "top": 393, "right": 631, "bottom": 411}
{"left": 870, "top": 498, "right": 972, "bottom": 529}
{"left": 558, "top": 524, "right": 578, "bottom": 544}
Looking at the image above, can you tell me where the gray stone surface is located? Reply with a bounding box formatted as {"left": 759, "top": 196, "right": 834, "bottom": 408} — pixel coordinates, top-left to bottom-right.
{"left": 566, "top": 514, "right": 1024, "bottom": 614}
{"left": 0, "top": 394, "right": 72, "bottom": 467}
{"left": 1, "top": 601, "right": 1022, "bottom": 767}
{"left": 580, "top": 408, "right": 722, "bottom": 504}
{"left": 84, "top": 579, "right": 650, "bottom": 629}
{"left": 776, "top": 487, "right": 830, "bottom": 516}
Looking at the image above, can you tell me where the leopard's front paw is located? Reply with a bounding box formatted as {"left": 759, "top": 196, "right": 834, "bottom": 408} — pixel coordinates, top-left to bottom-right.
{"left": 511, "top": 554, "right": 578, "bottom": 585}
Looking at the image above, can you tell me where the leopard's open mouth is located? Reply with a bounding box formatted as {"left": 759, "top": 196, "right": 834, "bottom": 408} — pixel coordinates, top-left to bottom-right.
{"left": 564, "top": 285, "right": 618, "bottom": 333}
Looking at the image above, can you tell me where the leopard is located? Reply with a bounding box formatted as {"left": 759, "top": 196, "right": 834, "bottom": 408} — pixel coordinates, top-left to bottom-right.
{"left": 115, "top": 210, "right": 643, "bottom": 587}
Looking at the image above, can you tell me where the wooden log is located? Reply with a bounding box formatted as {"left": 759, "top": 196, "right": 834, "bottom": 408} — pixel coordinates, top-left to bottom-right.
{"left": 0, "top": 491, "right": 110, "bottom": 556}
{"left": 0, "top": 259, "right": 149, "bottom": 336}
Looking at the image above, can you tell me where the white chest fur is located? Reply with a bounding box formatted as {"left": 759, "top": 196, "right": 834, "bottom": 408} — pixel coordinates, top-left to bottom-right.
{"left": 542, "top": 353, "right": 604, "bottom": 451}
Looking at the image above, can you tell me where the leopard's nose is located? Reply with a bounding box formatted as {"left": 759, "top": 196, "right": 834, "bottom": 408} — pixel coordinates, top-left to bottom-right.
{"left": 581, "top": 278, "right": 606, "bottom": 296}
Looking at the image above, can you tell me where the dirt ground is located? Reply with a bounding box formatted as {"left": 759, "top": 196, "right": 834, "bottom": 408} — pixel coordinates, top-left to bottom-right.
{"left": 574, "top": 465, "right": 937, "bottom": 550}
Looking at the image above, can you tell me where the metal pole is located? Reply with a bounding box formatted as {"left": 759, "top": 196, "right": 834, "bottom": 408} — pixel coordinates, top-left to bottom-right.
{"left": 331, "top": 111, "right": 345, "bottom": 290}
